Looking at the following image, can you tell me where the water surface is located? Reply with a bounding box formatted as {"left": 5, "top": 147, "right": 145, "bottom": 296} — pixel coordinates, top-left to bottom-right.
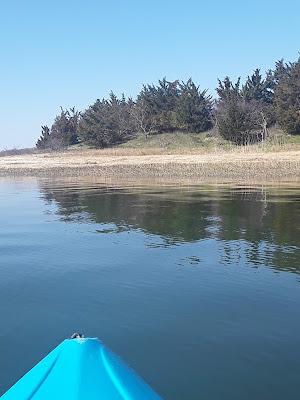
{"left": 0, "top": 178, "right": 299, "bottom": 399}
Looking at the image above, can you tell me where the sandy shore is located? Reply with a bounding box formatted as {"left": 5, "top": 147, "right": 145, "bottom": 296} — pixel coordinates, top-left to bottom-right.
{"left": 0, "top": 148, "right": 299, "bottom": 182}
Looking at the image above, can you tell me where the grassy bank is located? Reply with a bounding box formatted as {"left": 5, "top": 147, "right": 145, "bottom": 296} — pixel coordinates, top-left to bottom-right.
{"left": 1, "top": 130, "right": 299, "bottom": 182}
{"left": 119, "top": 128, "right": 300, "bottom": 151}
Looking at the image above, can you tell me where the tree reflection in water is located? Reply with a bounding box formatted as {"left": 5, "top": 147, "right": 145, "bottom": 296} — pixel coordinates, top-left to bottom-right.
{"left": 39, "top": 183, "right": 300, "bottom": 274}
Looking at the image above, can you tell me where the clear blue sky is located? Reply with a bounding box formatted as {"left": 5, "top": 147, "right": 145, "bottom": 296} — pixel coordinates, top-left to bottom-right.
{"left": 1, "top": 0, "right": 299, "bottom": 148}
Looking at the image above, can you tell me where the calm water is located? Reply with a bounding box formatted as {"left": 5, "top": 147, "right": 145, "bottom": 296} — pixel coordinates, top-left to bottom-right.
{"left": 0, "top": 178, "right": 300, "bottom": 399}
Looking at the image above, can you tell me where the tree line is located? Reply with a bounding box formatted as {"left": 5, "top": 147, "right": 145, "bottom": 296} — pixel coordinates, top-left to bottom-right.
{"left": 36, "top": 56, "right": 300, "bottom": 149}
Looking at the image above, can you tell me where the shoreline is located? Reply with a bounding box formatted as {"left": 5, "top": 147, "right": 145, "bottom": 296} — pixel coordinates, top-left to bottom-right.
{"left": 0, "top": 148, "right": 299, "bottom": 182}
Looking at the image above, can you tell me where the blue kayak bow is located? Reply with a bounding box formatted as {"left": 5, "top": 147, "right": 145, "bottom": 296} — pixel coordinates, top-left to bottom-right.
{"left": 1, "top": 336, "right": 162, "bottom": 399}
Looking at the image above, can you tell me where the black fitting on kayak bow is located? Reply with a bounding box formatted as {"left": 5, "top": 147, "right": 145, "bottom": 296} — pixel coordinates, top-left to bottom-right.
{"left": 71, "top": 332, "right": 84, "bottom": 339}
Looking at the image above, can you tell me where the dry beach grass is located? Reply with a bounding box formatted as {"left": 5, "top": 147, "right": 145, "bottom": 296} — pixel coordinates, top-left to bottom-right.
{"left": 0, "top": 144, "right": 299, "bottom": 182}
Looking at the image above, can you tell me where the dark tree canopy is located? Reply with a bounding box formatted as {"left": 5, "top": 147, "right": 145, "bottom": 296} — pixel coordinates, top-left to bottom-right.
{"left": 274, "top": 57, "right": 300, "bottom": 135}
{"left": 216, "top": 77, "right": 269, "bottom": 145}
{"left": 135, "top": 78, "right": 179, "bottom": 134}
{"left": 36, "top": 108, "right": 80, "bottom": 150}
{"left": 242, "top": 69, "right": 273, "bottom": 104}
{"left": 177, "top": 79, "right": 213, "bottom": 132}
{"left": 36, "top": 55, "right": 300, "bottom": 149}
{"left": 36, "top": 126, "right": 51, "bottom": 149}
{"left": 78, "top": 93, "right": 135, "bottom": 148}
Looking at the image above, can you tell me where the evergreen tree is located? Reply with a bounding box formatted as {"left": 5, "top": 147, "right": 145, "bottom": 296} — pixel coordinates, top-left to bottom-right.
{"left": 78, "top": 93, "right": 135, "bottom": 148}
{"left": 134, "top": 85, "right": 159, "bottom": 136}
{"left": 216, "top": 77, "right": 267, "bottom": 145}
{"left": 78, "top": 99, "right": 111, "bottom": 148}
{"left": 264, "top": 59, "right": 292, "bottom": 108}
{"left": 242, "top": 69, "right": 275, "bottom": 126}
{"left": 275, "top": 57, "right": 300, "bottom": 134}
{"left": 177, "top": 79, "right": 213, "bottom": 132}
{"left": 269, "top": 59, "right": 292, "bottom": 87}
{"left": 130, "top": 93, "right": 156, "bottom": 137}
{"left": 36, "top": 108, "right": 80, "bottom": 150}
{"left": 36, "top": 126, "right": 51, "bottom": 149}
{"left": 135, "top": 78, "right": 179, "bottom": 134}
{"left": 50, "top": 107, "right": 80, "bottom": 149}
{"left": 242, "top": 69, "right": 273, "bottom": 104}
{"left": 155, "top": 78, "right": 179, "bottom": 132}
{"left": 216, "top": 77, "right": 242, "bottom": 102}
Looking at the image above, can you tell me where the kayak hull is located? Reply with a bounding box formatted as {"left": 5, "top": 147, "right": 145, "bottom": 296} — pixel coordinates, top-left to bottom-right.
{"left": 1, "top": 337, "right": 162, "bottom": 399}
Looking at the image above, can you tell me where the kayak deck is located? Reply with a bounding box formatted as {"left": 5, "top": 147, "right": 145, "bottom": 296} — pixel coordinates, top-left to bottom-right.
{"left": 1, "top": 337, "right": 162, "bottom": 399}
